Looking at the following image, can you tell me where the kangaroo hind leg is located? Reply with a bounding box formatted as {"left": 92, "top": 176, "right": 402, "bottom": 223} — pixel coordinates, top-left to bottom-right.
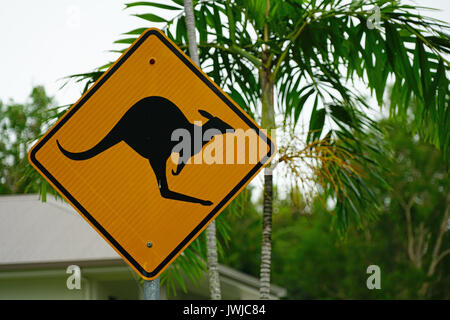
{"left": 149, "top": 159, "right": 212, "bottom": 206}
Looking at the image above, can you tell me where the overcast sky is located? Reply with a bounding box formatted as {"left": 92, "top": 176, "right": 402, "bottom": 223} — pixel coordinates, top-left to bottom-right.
{"left": 0, "top": 0, "right": 167, "bottom": 105}
{"left": 1, "top": 0, "right": 448, "bottom": 106}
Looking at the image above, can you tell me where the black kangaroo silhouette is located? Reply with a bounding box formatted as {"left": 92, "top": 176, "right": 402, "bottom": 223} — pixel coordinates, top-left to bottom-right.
{"left": 56, "top": 96, "right": 234, "bottom": 206}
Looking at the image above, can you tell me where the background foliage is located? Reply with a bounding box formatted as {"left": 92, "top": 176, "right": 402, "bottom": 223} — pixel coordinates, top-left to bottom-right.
{"left": 221, "top": 119, "right": 449, "bottom": 299}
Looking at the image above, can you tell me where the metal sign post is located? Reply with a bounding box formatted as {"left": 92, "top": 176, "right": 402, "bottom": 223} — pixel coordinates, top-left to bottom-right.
{"left": 144, "top": 278, "right": 160, "bottom": 300}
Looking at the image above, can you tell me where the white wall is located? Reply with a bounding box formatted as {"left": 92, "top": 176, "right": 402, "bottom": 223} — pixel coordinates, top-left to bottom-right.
{"left": 0, "top": 265, "right": 141, "bottom": 300}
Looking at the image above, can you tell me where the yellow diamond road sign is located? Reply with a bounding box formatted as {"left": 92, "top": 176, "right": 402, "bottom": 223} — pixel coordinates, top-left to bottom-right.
{"left": 28, "top": 28, "right": 275, "bottom": 280}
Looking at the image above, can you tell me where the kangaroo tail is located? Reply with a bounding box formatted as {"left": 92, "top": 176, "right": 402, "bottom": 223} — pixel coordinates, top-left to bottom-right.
{"left": 56, "top": 129, "right": 121, "bottom": 161}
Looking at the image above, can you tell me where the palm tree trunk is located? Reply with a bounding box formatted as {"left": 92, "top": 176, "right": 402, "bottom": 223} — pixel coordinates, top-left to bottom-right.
{"left": 259, "top": 17, "right": 275, "bottom": 298}
{"left": 184, "top": 0, "right": 199, "bottom": 66}
{"left": 260, "top": 168, "right": 273, "bottom": 299}
{"left": 184, "top": 0, "right": 221, "bottom": 300}
{"left": 259, "top": 85, "right": 275, "bottom": 299}
{"left": 206, "top": 220, "right": 221, "bottom": 299}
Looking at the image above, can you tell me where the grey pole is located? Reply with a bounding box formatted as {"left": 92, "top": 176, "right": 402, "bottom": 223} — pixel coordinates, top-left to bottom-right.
{"left": 143, "top": 277, "right": 160, "bottom": 300}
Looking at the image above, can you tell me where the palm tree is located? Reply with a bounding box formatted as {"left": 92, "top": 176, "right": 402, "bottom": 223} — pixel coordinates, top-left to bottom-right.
{"left": 68, "top": 0, "right": 449, "bottom": 299}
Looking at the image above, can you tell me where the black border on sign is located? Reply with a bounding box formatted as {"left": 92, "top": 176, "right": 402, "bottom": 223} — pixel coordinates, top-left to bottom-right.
{"left": 29, "top": 29, "right": 275, "bottom": 279}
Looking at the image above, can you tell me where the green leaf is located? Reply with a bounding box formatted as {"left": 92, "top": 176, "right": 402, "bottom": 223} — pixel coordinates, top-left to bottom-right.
{"left": 114, "top": 38, "right": 137, "bottom": 44}
{"left": 125, "top": 2, "right": 181, "bottom": 10}
{"left": 294, "top": 88, "right": 315, "bottom": 125}
{"left": 197, "top": 7, "right": 207, "bottom": 44}
{"left": 329, "top": 105, "right": 353, "bottom": 128}
{"left": 41, "top": 180, "right": 47, "bottom": 202}
{"left": 416, "top": 38, "right": 431, "bottom": 101}
{"left": 176, "top": 16, "right": 186, "bottom": 43}
{"left": 123, "top": 27, "right": 148, "bottom": 35}
{"left": 133, "top": 13, "right": 167, "bottom": 23}
{"left": 97, "top": 62, "right": 113, "bottom": 71}
{"left": 212, "top": 6, "right": 223, "bottom": 39}
{"left": 228, "top": 88, "right": 247, "bottom": 110}
{"left": 226, "top": 1, "right": 236, "bottom": 43}
{"left": 308, "top": 97, "right": 325, "bottom": 142}
{"left": 385, "top": 22, "right": 420, "bottom": 98}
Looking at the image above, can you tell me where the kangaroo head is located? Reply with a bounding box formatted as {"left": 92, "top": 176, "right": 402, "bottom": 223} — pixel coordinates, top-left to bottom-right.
{"left": 199, "top": 109, "right": 235, "bottom": 135}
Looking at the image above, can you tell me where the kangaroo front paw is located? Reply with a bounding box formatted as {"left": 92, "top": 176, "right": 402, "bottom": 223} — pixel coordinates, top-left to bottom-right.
{"left": 200, "top": 200, "right": 213, "bottom": 206}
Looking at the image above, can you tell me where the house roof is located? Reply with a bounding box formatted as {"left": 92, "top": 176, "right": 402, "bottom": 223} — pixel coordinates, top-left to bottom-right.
{"left": 0, "top": 194, "right": 286, "bottom": 298}
{"left": 0, "top": 194, "right": 118, "bottom": 266}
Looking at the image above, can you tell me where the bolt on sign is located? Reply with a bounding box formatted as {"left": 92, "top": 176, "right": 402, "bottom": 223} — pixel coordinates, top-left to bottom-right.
{"left": 28, "top": 28, "right": 276, "bottom": 280}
